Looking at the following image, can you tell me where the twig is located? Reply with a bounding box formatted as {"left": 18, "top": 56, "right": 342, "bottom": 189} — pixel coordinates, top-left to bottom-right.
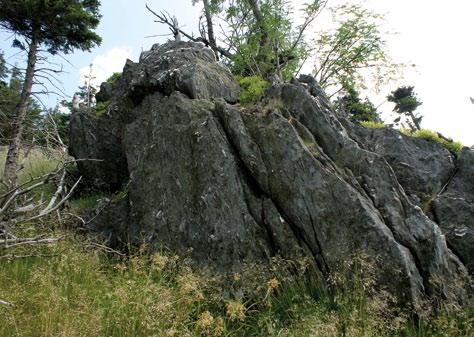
{"left": 0, "top": 298, "right": 14, "bottom": 307}
{"left": 0, "top": 253, "right": 58, "bottom": 259}
{"left": 81, "top": 242, "right": 126, "bottom": 256}
{"left": 145, "top": 3, "right": 233, "bottom": 59}
{"left": 1, "top": 234, "right": 69, "bottom": 249}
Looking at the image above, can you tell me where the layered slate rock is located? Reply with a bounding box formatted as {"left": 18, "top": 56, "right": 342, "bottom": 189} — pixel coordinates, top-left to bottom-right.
{"left": 348, "top": 125, "right": 455, "bottom": 206}
{"left": 69, "top": 41, "right": 470, "bottom": 312}
{"left": 432, "top": 147, "right": 474, "bottom": 272}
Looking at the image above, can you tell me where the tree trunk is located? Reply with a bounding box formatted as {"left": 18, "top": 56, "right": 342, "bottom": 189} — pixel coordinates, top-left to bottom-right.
{"left": 202, "top": 0, "right": 218, "bottom": 58}
{"left": 408, "top": 111, "right": 421, "bottom": 131}
{"left": 3, "top": 35, "right": 38, "bottom": 188}
{"left": 248, "top": 0, "right": 269, "bottom": 49}
{"left": 202, "top": 0, "right": 216, "bottom": 46}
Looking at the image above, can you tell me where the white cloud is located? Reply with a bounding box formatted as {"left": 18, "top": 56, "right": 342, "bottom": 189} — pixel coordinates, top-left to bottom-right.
{"left": 79, "top": 47, "right": 136, "bottom": 88}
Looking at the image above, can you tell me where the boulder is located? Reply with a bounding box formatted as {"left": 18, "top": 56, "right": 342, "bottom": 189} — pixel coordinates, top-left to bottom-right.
{"left": 69, "top": 41, "right": 470, "bottom": 312}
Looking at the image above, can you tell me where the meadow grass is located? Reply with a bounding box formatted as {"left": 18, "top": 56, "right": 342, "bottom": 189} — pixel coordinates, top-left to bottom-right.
{"left": 0, "top": 147, "right": 472, "bottom": 336}
{"left": 0, "top": 239, "right": 472, "bottom": 337}
{"left": 0, "top": 146, "right": 62, "bottom": 181}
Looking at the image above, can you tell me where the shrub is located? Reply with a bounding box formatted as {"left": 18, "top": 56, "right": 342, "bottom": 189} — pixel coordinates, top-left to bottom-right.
{"left": 236, "top": 75, "right": 270, "bottom": 105}
{"left": 106, "top": 72, "right": 121, "bottom": 84}
{"left": 94, "top": 100, "right": 110, "bottom": 116}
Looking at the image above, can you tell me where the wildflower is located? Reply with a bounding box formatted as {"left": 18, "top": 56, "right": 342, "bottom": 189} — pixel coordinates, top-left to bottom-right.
{"left": 226, "top": 300, "right": 246, "bottom": 322}
{"left": 267, "top": 279, "right": 280, "bottom": 292}
{"left": 197, "top": 311, "right": 214, "bottom": 330}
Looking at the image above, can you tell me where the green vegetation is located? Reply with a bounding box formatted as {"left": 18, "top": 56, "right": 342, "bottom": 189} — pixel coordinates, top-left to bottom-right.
{"left": 402, "top": 129, "right": 464, "bottom": 156}
{"left": 388, "top": 86, "right": 423, "bottom": 131}
{"left": 1, "top": 241, "right": 471, "bottom": 337}
{"left": 0, "top": 60, "right": 43, "bottom": 146}
{"left": 361, "top": 120, "right": 387, "bottom": 129}
{"left": 0, "top": 0, "right": 102, "bottom": 187}
{"left": 106, "top": 72, "right": 122, "bottom": 84}
{"left": 236, "top": 75, "right": 270, "bottom": 105}
{"left": 314, "top": 3, "right": 403, "bottom": 95}
{"left": 334, "top": 82, "right": 379, "bottom": 122}
{"left": 94, "top": 100, "right": 110, "bottom": 116}
{"left": 0, "top": 147, "right": 59, "bottom": 180}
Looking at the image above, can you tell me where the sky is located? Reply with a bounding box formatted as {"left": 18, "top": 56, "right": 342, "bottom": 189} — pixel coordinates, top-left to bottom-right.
{"left": 0, "top": 0, "right": 473, "bottom": 146}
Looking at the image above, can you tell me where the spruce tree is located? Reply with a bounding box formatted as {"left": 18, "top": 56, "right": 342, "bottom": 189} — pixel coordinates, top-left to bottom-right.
{"left": 0, "top": 0, "right": 102, "bottom": 187}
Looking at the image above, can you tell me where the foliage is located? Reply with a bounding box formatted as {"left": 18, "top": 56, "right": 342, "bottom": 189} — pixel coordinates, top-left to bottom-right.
{"left": 387, "top": 85, "right": 423, "bottom": 131}
{"left": 361, "top": 120, "right": 387, "bottom": 129}
{"left": 0, "top": 0, "right": 102, "bottom": 186}
{"left": 0, "top": 0, "right": 102, "bottom": 55}
{"left": 106, "top": 72, "right": 122, "bottom": 84}
{"left": 402, "top": 129, "right": 463, "bottom": 156}
{"left": 333, "top": 82, "right": 379, "bottom": 122}
{"left": 0, "top": 242, "right": 471, "bottom": 336}
{"left": 236, "top": 75, "right": 270, "bottom": 105}
{"left": 0, "top": 50, "right": 8, "bottom": 85}
{"left": 0, "top": 62, "right": 42, "bottom": 145}
{"left": 176, "top": 0, "right": 324, "bottom": 81}
{"left": 40, "top": 108, "right": 70, "bottom": 146}
{"left": 94, "top": 100, "right": 110, "bottom": 116}
{"left": 313, "top": 3, "right": 404, "bottom": 96}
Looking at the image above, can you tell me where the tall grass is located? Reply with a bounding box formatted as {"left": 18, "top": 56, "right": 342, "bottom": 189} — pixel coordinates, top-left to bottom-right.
{"left": 0, "top": 242, "right": 471, "bottom": 337}
{"left": 0, "top": 146, "right": 61, "bottom": 181}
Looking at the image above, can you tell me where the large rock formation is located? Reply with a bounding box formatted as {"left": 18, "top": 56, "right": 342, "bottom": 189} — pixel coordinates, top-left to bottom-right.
{"left": 69, "top": 41, "right": 470, "bottom": 312}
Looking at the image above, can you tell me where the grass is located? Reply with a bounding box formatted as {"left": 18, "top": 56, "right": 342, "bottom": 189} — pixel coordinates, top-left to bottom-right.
{"left": 359, "top": 124, "right": 464, "bottom": 156}
{"left": 0, "top": 146, "right": 65, "bottom": 201}
{"left": 0, "top": 239, "right": 472, "bottom": 337}
{"left": 0, "top": 148, "right": 472, "bottom": 337}
{"left": 361, "top": 120, "right": 387, "bottom": 129}
{"left": 0, "top": 146, "right": 62, "bottom": 181}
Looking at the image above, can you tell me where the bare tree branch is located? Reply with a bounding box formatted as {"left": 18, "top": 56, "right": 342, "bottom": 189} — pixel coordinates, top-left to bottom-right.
{"left": 145, "top": 3, "right": 233, "bottom": 60}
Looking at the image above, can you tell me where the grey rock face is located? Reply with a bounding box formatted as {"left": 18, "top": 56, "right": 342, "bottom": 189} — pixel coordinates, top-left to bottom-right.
{"left": 432, "top": 147, "right": 474, "bottom": 272}
{"left": 348, "top": 125, "right": 455, "bottom": 206}
{"left": 344, "top": 122, "right": 473, "bottom": 274}
{"left": 69, "top": 41, "right": 469, "bottom": 311}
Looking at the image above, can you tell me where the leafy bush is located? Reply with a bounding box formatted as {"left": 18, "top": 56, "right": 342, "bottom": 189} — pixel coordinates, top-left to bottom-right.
{"left": 106, "top": 72, "right": 121, "bottom": 84}
{"left": 402, "top": 129, "right": 463, "bottom": 156}
{"left": 94, "top": 100, "right": 110, "bottom": 116}
{"left": 236, "top": 75, "right": 270, "bottom": 105}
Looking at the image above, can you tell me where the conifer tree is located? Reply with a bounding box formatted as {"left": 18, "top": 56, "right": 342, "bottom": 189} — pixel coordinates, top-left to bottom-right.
{"left": 0, "top": 0, "right": 102, "bottom": 187}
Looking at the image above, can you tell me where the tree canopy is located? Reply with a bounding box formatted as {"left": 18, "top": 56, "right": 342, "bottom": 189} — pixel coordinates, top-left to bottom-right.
{"left": 0, "top": 59, "right": 42, "bottom": 144}
{"left": 313, "top": 3, "right": 403, "bottom": 97}
{"left": 387, "top": 85, "right": 423, "bottom": 131}
{"left": 0, "top": 0, "right": 102, "bottom": 187}
{"left": 333, "top": 82, "right": 379, "bottom": 123}
{"left": 149, "top": 0, "right": 325, "bottom": 81}
{"left": 0, "top": 0, "right": 102, "bottom": 54}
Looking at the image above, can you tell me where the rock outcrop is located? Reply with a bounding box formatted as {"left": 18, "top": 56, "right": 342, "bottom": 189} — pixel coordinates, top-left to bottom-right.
{"left": 432, "top": 147, "right": 474, "bottom": 272}
{"left": 69, "top": 41, "right": 470, "bottom": 312}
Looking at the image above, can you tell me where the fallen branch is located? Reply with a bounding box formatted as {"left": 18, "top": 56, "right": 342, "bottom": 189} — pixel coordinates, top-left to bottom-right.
{"left": 0, "top": 298, "right": 14, "bottom": 307}
{"left": 0, "top": 253, "right": 58, "bottom": 259}
{"left": 81, "top": 242, "right": 126, "bottom": 256}
{"left": 1, "top": 234, "right": 69, "bottom": 249}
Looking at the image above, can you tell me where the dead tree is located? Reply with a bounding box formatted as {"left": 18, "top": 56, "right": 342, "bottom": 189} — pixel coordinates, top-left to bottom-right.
{"left": 145, "top": 4, "right": 232, "bottom": 59}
